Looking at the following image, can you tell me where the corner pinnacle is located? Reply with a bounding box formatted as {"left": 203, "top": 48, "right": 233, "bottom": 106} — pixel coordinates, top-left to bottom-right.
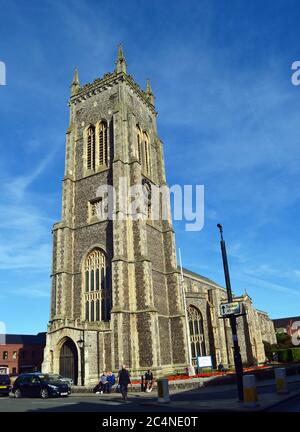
{"left": 70, "top": 67, "right": 80, "bottom": 96}
{"left": 116, "top": 44, "right": 127, "bottom": 74}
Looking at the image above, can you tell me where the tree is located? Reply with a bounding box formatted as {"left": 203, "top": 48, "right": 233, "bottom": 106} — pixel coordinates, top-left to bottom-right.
{"left": 276, "top": 332, "right": 293, "bottom": 349}
{"left": 263, "top": 340, "right": 277, "bottom": 360}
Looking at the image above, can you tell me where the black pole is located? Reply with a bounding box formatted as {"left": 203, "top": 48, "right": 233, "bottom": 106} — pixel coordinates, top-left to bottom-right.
{"left": 80, "top": 347, "right": 85, "bottom": 386}
{"left": 217, "top": 224, "right": 244, "bottom": 402}
{"left": 80, "top": 332, "right": 85, "bottom": 387}
{"left": 97, "top": 331, "right": 100, "bottom": 380}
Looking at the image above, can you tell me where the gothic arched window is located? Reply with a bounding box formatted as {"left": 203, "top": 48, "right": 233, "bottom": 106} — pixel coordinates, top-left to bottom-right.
{"left": 136, "top": 125, "right": 142, "bottom": 164}
{"left": 83, "top": 249, "right": 111, "bottom": 322}
{"left": 86, "top": 125, "right": 96, "bottom": 170}
{"left": 98, "top": 121, "right": 108, "bottom": 167}
{"left": 188, "top": 305, "right": 206, "bottom": 365}
{"left": 143, "top": 132, "right": 150, "bottom": 175}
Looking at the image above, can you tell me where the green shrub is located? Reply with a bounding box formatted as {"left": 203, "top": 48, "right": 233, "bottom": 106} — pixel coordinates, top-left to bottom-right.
{"left": 201, "top": 368, "right": 213, "bottom": 374}
{"left": 274, "top": 348, "right": 300, "bottom": 362}
{"left": 276, "top": 333, "right": 293, "bottom": 348}
{"left": 290, "top": 348, "right": 300, "bottom": 361}
{"left": 276, "top": 349, "right": 291, "bottom": 362}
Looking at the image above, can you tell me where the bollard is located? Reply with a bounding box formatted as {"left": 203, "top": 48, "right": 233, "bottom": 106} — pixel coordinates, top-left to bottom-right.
{"left": 188, "top": 364, "right": 196, "bottom": 376}
{"left": 275, "top": 368, "right": 288, "bottom": 394}
{"left": 157, "top": 378, "right": 170, "bottom": 403}
{"left": 243, "top": 374, "right": 259, "bottom": 408}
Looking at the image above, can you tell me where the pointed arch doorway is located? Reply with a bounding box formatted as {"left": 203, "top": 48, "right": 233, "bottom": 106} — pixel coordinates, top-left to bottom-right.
{"left": 59, "top": 338, "right": 78, "bottom": 385}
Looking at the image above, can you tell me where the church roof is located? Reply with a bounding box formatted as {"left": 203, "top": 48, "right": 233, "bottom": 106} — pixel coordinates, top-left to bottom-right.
{"left": 180, "top": 266, "right": 226, "bottom": 290}
{"left": 273, "top": 316, "right": 300, "bottom": 329}
{"left": 0, "top": 332, "right": 46, "bottom": 345}
{"left": 256, "top": 309, "right": 270, "bottom": 315}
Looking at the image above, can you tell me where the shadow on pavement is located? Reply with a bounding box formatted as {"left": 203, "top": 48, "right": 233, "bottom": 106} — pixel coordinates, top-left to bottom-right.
{"left": 26, "top": 395, "right": 194, "bottom": 412}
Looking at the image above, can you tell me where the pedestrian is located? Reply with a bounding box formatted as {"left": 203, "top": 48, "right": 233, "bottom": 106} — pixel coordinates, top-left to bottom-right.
{"left": 118, "top": 364, "right": 131, "bottom": 402}
{"left": 96, "top": 371, "right": 108, "bottom": 394}
{"left": 144, "top": 369, "right": 154, "bottom": 392}
{"left": 105, "top": 371, "right": 116, "bottom": 393}
{"left": 217, "top": 363, "right": 226, "bottom": 372}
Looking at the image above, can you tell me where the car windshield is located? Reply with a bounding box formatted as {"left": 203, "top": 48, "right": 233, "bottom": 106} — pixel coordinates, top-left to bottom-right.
{"left": 38, "top": 374, "right": 65, "bottom": 384}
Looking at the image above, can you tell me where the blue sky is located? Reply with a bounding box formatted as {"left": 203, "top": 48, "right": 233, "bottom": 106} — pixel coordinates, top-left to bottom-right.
{"left": 0, "top": 0, "right": 299, "bottom": 334}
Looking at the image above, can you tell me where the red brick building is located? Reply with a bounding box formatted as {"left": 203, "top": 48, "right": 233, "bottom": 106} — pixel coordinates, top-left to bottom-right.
{"left": 273, "top": 316, "right": 300, "bottom": 337}
{"left": 0, "top": 333, "right": 46, "bottom": 375}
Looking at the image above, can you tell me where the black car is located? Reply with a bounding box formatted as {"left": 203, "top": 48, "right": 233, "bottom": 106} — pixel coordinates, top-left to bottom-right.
{"left": 0, "top": 374, "right": 11, "bottom": 396}
{"left": 12, "top": 373, "right": 71, "bottom": 399}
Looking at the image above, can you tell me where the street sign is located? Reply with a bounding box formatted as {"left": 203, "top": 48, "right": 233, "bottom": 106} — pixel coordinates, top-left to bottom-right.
{"left": 220, "top": 302, "right": 241, "bottom": 317}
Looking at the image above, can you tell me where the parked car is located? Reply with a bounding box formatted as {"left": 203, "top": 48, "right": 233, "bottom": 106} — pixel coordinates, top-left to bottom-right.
{"left": 0, "top": 374, "right": 11, "bottom": 396}
{"left": 12, "top": 373, "right": 71, "bottom": 399}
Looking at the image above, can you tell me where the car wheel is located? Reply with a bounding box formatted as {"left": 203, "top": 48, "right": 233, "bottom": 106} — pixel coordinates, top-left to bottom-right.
{"left": 15, "top": 389, "right": 22, "bottom": 399}
{"left": 40, "top": 389, "right": 49, "bottom": 399}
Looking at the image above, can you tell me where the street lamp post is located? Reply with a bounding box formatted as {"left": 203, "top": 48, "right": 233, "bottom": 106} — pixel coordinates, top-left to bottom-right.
{"left": 77, "top": 337, "right": 85, "bottom": 387}
{"left": 217, "top": 224, "right": 244, "bottom": 402}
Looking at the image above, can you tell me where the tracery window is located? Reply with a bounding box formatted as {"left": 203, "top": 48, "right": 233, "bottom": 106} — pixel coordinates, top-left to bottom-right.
{"left": 83, "top": 249, "right": 111, "bottom": 322}
{"left": 99, "top": 121, "right": 108, "bottom": 167}
{"left": 143, "top": 132, "right": 150, "bottom": 175}
{"left": 136, "top": 125, "right": 142, "bottom": 164}
{"left": 86, "top": 125, "right": 96, "bottom": 170}
{"left": 188, "top": 305, "right": 206, "bottom": 365}
{"left": 136, "top": 126, "right": 151, "bottom": 176}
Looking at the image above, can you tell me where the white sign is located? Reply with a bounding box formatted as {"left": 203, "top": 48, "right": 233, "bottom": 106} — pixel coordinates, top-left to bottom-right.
{"left": 220, "top": 302, "right": 241, "bottom": 317}
{"left": 197, "top": 356, "right": 212, "bottom": 368}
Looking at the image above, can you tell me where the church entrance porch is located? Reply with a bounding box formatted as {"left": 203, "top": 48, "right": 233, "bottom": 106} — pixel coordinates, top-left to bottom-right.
{"left": 42, "top": 322, "right": 113, "bottom": 386}
{"left": 59, "top": 338, "right": 78, "bottom": 385}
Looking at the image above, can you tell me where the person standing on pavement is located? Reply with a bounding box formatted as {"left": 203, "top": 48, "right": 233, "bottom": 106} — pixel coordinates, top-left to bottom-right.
{"left": 118, "top": 364, "right": 131, "bottom": 402}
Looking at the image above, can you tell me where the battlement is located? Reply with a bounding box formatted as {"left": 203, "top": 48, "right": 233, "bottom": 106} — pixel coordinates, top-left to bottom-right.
{"left": 69, "top": 70, "right": 156, "bottom": 115}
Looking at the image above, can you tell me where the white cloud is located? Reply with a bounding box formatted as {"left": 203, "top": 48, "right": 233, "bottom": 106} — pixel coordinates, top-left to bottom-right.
{"left": 12, "top": 286, "right": 50, "bottom": 298}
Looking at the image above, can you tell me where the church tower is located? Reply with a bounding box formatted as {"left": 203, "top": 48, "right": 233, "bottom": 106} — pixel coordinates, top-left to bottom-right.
{"left": 42, "top": 47, "right": 188, "bottom": 384}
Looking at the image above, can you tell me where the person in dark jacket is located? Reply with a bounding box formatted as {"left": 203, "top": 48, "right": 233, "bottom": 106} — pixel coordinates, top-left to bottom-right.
{"left": 217, "top": 363, "right": 226, "bottom": 372}
{"left": 118, "top": 365, "right": 131, "bottom": 401}
{"left": 144, "top": 369, "right": 154, "bottom": 392}
{"left": 94, "top": 372, "right": 107, "bottom": 394}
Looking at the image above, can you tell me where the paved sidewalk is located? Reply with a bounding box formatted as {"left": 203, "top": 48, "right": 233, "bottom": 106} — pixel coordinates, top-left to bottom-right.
{"left": 81, "top": 375, "right": 300, "bottom": 412}
{"left": 141, "top": 375, "right": 300, "bottom": 412}
{"left": 73, "top": 373, "right": 300, "bottom": 394}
